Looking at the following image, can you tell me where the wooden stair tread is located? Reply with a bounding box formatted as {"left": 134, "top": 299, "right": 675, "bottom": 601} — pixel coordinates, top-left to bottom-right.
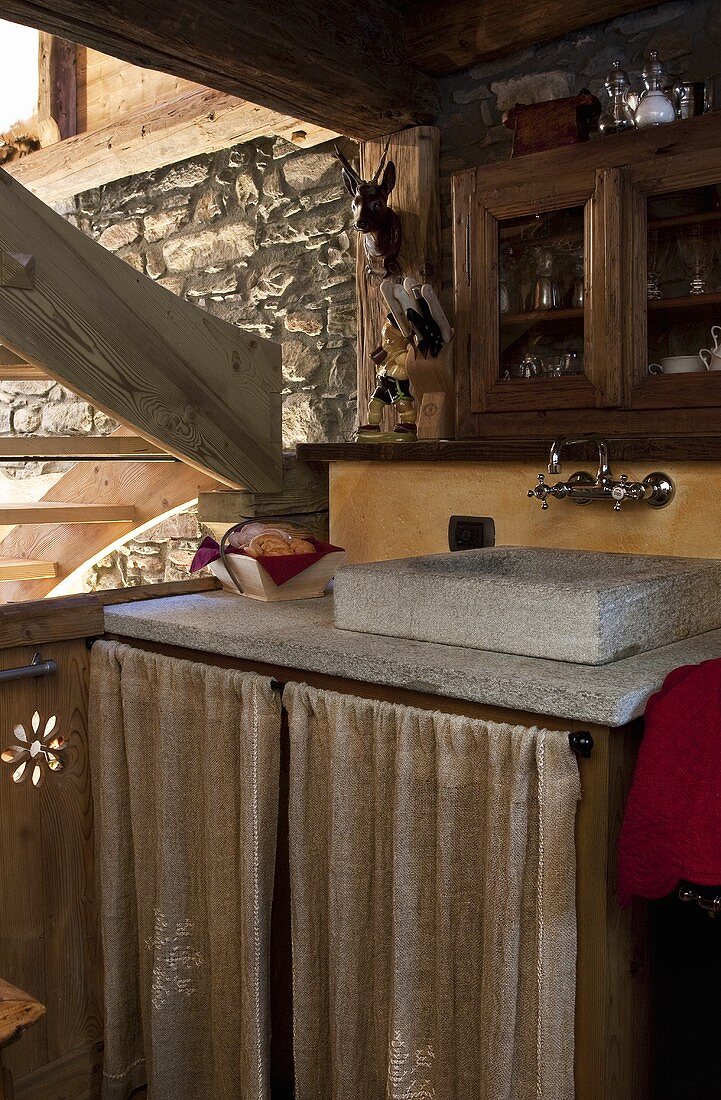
{"left": 0, "top": 364, "right": 50, "bottom": 381}
{"left": 0, "top": 436, "right": 169, "bottom": 459}
{"left": 0, "top": 559, "right": 58, "bottom": 581}
{"left": 0, "top": 502, "right": 136, "bottom": 524}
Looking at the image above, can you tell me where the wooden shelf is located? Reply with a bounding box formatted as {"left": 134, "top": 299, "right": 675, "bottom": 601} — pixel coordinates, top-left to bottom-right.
{"left": 0, "top": 559, "right": 58, "bottom": 581}
{"left": 500, "top": 307, "right": 584, "bottom": 327}
{"left": 0, "top": 502, "right": 136, "bottom": 524}
{"left": 297, "top": 435, "right": 721, "bottom": 463}
{"left": 0, "top": 437, "right": 171, "bottom": 461}
{"left": 648, "top": 291, "right": 721, "bottom": 311}
{"left": 649, "top": 210, "right": 721, "bottom": 231}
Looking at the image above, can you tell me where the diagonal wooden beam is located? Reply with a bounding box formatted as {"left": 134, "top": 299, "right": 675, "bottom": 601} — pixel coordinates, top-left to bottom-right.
{"left": 0, "top": 0, "right": 439, "bottom": 140}
{"left": 6, "top": 85, "right": 338, "bottom": 203}
{"left": 0, "top": 165, "right": 282, "bottom": 492}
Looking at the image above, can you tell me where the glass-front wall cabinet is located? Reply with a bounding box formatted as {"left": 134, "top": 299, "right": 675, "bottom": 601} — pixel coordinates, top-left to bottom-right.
{"left": 499, "top": 207, "right": 585, "bottom": 384}
{"left": 453, "top": 113, "right": 721, "bottom": 440}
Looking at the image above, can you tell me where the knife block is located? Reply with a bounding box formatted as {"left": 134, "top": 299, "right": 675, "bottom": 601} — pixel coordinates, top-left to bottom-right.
{"left": 406, "top": 339, "right": 455, "bottom": 439}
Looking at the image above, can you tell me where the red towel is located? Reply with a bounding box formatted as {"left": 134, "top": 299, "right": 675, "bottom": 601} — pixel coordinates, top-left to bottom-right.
{"left": 618, "top": 658, "right": 721, "bottom": 906}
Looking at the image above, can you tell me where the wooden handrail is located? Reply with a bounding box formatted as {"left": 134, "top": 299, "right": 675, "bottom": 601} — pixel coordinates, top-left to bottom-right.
{"left": 0, "top": 576, "right": 221, "bottom": 650}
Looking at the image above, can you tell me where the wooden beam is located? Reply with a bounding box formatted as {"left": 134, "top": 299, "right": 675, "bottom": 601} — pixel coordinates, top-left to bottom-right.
{"left": 355, "top": 126, "right": 442, "bottom": 430}
{"left": 7, "top": 86, "right": 338, "bottom": 203}
{"left": 406, "top": 0, "right": 662, "bottom": 75}
{"left": 0, "top": 0, "right": 439, "bottom": 140}
{"left": 0, "top": 165, "right": 282, "bottom": 492}
{"left": 38, "top": 32, "right": 77, "bottom": 141}
{"left": 0, "top": 437, "right": 168, "bottom": 459}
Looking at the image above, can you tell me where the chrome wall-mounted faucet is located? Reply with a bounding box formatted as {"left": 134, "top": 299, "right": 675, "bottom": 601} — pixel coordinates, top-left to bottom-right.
{"left": 527, "top": 435, "right": 675, "bottom": 511}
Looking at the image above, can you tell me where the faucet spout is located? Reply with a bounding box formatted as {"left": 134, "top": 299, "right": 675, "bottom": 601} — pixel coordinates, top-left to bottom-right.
{"left": 548, "top": 435, "right": 611, "bottom": 482}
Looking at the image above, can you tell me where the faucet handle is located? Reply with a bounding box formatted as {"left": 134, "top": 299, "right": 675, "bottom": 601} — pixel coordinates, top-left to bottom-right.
{"left": 527, "top": 473, "right": 559, "bottom": 509}
{"left": 611, "top": 473, "right": 646, "bottom": 511}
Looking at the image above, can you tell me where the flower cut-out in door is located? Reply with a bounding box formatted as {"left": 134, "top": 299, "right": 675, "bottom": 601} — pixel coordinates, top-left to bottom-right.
{"left": 1, "top": 711, "right": 66, "bottom": 787}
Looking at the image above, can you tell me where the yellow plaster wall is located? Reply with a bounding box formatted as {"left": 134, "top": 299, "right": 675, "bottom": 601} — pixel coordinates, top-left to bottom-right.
{"left": 330, "top": 461, "right": 721, "bottom": 563}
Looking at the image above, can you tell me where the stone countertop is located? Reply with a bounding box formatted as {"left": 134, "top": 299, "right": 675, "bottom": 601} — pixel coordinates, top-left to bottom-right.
{"left": 103, "top": 590, "right": 721, "bottom": 728}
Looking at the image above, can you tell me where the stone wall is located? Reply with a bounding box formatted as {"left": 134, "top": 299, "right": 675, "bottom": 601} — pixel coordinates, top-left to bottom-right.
{"left": 69, "top": 136, "right": 358, "bottom": 445}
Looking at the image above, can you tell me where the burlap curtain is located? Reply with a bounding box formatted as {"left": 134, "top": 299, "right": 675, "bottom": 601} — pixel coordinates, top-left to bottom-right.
{"left": 89, "top": 640, "right": 281, "bottom": 1100}
{"left": 286, "top": 684, "right": 580, "bottom": 1100}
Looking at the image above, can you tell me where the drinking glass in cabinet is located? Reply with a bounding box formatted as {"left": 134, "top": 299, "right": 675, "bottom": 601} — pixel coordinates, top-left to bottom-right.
{"left": 646, "top": 185, "right": 721, "bottom": 377}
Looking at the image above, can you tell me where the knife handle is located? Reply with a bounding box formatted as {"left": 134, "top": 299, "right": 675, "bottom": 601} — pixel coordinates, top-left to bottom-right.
{"left": 420, "top": 283, "right": 453, "bottom": 344}
{"left": 380, "top": 279, "right": 411, "bottom": 338}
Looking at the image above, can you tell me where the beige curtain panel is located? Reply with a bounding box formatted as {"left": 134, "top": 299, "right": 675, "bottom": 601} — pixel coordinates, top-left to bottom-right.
{"left": 286, "top": 685, "right": 580, "bottom": 1100}
{"left": 89, "top": 641, "right": 281, "bottom": 1100}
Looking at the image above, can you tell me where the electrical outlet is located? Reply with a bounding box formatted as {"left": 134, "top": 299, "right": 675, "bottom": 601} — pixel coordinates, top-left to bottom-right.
{"left": 448, "top": 516, "right": 495, "bottom": 552}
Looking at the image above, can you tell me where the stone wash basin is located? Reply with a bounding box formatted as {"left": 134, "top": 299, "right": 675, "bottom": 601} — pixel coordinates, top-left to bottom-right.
{"left": 333, "top": 547, "right": 721, "bottom": 666}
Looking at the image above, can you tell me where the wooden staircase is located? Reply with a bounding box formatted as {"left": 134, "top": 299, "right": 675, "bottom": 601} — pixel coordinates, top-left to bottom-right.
{"left": 0, "top": 165, "right": 283, "bottom": 602}
{"left": 0, "top": 355, "right": 224, "bottom": 601}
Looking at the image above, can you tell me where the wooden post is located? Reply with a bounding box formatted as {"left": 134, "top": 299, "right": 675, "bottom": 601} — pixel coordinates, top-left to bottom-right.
{"left": 355, "top": 126, "right": 443, "bottom": 433}
{"left": 38, "top": 34, "right": 77, "bottom": 144}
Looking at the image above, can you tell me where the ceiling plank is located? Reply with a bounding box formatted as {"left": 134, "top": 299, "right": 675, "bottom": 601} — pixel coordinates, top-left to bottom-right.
{"left": 0, "top": 0, "right": 439, "bottom": 139}
{"left": 5, "top": 86, "right": 338, "bottom": 202}
{"left": 407, "top": 0, "right": 662, "bottom": 74}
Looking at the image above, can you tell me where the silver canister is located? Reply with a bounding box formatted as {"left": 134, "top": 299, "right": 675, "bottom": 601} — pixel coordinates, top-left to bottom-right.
{"left": 674, "top": 81, "right": 705, "bottom": 119}
{"left": 705, "top": 74, "right": 721, "bottom": 113}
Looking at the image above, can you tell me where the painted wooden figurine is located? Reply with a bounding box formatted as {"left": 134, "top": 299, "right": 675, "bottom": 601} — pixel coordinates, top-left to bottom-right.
{"left": 356, "top": 320, "right": 417, "bottom": 441}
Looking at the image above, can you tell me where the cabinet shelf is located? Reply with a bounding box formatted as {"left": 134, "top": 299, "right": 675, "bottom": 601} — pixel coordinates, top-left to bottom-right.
{"left": 648, "top": 209, "right": 721, "bottom": 231}
{"left": 500, "top": 307, "right": 584, "bottom": 327}
{"left": 648, "top": 291, "right": 721, "bottom": 312}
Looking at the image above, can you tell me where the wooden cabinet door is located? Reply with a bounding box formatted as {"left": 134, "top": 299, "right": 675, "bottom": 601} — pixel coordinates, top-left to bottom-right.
{"left": 453, "top": 166, "right": 624, "bottom": 433}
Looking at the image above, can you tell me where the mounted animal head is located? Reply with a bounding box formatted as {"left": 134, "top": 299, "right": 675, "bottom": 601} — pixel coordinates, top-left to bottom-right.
{"left": 335, "top": 140, "right": 396, "bottom": 232}
{"left": 335, "top": 141, "right": 402, "bottom": 277}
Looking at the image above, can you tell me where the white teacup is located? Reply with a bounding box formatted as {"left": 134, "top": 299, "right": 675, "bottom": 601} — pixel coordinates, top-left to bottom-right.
{"left": 700, "top": 346, "right": 721, "bottom": 371}
{"left": 648, "top": 355, "right": 707, "bottom": 374}
{"left": 712, "top": 324, "right": 721, "bottom": 350}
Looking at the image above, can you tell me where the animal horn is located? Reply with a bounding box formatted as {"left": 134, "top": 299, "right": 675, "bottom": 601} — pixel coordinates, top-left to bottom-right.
{"left": 334, "top": 144, "right": 363, "bottom": 185}
{"left": 371, "top": 138, "right": 391, "bottom": 183}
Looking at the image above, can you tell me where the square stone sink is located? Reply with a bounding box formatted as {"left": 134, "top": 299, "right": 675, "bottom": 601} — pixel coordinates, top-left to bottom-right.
{"left": 333, "top": 547, "right": 721, "bottom": 665}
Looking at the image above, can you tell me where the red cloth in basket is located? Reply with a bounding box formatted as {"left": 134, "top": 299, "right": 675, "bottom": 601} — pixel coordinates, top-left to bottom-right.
{"left": 190, "top": 536, "right": 343, "bottom": 586}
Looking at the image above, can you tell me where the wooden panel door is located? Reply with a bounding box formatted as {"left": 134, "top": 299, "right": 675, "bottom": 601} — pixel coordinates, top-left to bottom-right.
{"left": 454, "top": 166, "right": 624, "bottom": 434}
{"left": 0, "top": 641, "right": 101, "bottom": 1100}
